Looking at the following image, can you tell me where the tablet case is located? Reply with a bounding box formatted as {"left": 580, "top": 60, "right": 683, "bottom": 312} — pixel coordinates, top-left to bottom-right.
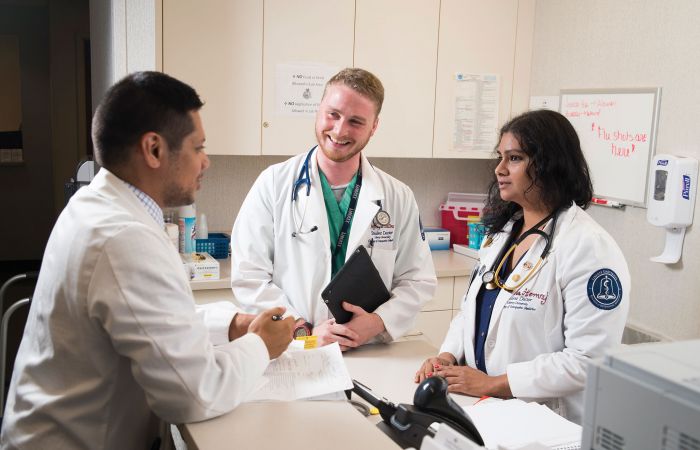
{"left": 321, "top": 245, "right": 391, "bottom": 324}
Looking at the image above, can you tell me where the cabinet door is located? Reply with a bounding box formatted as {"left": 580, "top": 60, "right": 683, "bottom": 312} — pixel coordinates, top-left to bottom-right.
{"left": 433, "top": 0, "right": 535, "bottom": 158}
{"left": 261, "top": 0, "right": 354, "bottom": 156}
{"left": 423, "top": 277, "right": 454, "bottom": 312}
{"left": 407, "top": 310, "right": 453, "bottom": 348}
{"left": 354, "top": 0, "right": 439, "bottom": 158}
{"left": 162, "top": 0, "right": 263, "bottom": 155}
{"left": 192, "top": 288, "right": 235, "bottom": 305}
{"left": 452, "top": 275, "right": 470, "bottom": 318}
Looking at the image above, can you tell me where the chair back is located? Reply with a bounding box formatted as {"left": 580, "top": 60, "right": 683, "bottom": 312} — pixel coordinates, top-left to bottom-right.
{"left": 0, "top": 272, "right": 38, "bottom": 419}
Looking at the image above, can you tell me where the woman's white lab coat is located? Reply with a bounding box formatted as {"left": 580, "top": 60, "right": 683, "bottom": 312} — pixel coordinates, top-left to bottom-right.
{"left": 1, "top": 170, "right": 269, "bottom": 449}
{"left": 231, "top": 149, "right": 437, "bottom": 339}
{"left": 439, "top": 204, "right": 630, "bottom": 423}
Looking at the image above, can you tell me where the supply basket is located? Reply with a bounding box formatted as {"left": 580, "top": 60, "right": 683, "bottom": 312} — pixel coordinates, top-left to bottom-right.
{"left": 195, "top": 233, "right": 230, "bottom": 259}
{"left": 439, "top": 193, "right": 487, "bottom": 247}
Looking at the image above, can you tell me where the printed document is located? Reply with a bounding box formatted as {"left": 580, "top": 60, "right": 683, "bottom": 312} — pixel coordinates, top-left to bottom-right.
{"left": 247, "top": 342, "right": 353, "bottom": 401}
{"left": 462, "top": 399, "right": 581, "bottom": 450}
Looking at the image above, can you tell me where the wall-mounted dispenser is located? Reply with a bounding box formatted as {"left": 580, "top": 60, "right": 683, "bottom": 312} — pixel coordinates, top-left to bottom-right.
{"left": 646, "top": 154, "right": 698, "bottom": 264}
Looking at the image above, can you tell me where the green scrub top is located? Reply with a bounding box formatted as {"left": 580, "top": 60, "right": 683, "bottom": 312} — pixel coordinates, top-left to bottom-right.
{"left": 319, "top": 170, "right": 359, "bottom": 278}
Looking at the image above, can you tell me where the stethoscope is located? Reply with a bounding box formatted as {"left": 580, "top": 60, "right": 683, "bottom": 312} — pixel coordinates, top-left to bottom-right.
{"left": 480, "top": 209, "right": 560, "bottom": 292}
{"left": 290, "top": 146, "right": 391, "bottom": 240}
{"left": 291, "top": 147, "right": 318, "bottom": 238}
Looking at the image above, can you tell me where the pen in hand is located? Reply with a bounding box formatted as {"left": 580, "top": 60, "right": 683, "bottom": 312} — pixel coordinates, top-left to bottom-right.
{"left": 271, "top": 314, "right": 283, "bottom": 321}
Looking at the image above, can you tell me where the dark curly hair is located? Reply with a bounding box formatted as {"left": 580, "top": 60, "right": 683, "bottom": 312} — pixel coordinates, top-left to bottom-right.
{"left": 482, "top": 110, "right": 593, "bottom": 233}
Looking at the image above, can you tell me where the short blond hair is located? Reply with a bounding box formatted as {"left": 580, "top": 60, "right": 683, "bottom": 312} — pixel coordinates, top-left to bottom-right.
{"left": 324, "top": 68, "right": 384, "bottom": 115}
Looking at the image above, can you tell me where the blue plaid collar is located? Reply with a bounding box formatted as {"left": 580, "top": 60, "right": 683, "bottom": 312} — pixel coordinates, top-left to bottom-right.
{"left": 125, "top": 183, "right": 164, "bottom": 228}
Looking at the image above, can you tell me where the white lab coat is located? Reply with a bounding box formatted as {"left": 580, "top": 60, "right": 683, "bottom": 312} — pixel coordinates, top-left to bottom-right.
{"left": 231, "top": 149, "right": 436, "bottom": 339}
{"left": 1, "top": 169, "right": 269, "bottom": 450}
{"left": 440, "top": 204, "right": 630, "bottom": 423}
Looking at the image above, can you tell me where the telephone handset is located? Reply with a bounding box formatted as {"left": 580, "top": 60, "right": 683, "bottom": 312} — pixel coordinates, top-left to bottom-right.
{"left": 352, "top": 378, "right": 484, "bottom": 449}
{"left": 413, "top": 376, "right": 483, "bottom": 443}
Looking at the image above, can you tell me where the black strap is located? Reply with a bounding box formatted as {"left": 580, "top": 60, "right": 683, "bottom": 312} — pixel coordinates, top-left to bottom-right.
{"left": 333, "top": 166, "right": 363, "bottom": 258}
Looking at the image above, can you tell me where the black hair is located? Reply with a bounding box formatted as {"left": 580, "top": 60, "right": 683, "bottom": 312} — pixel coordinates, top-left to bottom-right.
{"left": 482, "top": 109, "right": 593, "bottom": 233}
{"left": 92, "top": 71, "right": 204, "bottom": 169}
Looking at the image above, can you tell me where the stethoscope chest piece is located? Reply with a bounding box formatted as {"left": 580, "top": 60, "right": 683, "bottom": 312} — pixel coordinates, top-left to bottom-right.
{"left": 373, "top": 209, "right": 391, "bottom": 227}
{"left": 482, "top": 270, "right": 497, "bottom": 290}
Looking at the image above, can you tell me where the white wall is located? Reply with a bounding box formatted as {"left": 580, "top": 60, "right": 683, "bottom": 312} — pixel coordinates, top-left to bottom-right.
{"left": 530, "top": 0, "right": 700, "bottom": 340}
{"left": 89, "top": 0, "right": 156, "bottom": 109}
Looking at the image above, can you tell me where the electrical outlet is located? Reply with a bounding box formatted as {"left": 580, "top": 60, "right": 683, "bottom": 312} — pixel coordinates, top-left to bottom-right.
{"left": 0, "top": 148, "right": 23, "bottom": 165}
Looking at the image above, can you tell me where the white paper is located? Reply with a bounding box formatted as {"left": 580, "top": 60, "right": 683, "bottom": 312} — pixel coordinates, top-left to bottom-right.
{"left": 275, "top": 63, "right": 339, "bottom": 116}
{"left": 247, "top": 342, "right": 353, "bottom": 401}
{"left": 453, "top": 73, "right": 499, "bottom": 152}
{"left": 462, "top": 399, "right": 581, "bottom": 450}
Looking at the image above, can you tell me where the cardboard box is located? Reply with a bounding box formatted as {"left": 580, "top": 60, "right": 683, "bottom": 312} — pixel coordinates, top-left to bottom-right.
{"left": 424, "top": 227, "right": 451, "bottom": 251}
{"left": 181, "top": 252, "right": 220, "bottom": 281}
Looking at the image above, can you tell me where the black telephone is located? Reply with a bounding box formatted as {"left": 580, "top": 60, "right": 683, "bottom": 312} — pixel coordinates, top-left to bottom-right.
{"left": 352, "top": 377, "right": 484, "bottom": 449}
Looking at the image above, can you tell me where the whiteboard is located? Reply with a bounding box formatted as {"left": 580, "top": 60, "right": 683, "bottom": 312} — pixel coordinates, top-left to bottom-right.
{"left": 559, "top": 88, "right": 661, "bottom": 206}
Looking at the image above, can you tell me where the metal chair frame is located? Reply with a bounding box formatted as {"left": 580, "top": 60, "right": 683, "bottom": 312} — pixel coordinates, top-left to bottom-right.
{"left": 0, "top": 272, "right": 37, "bottom": 418}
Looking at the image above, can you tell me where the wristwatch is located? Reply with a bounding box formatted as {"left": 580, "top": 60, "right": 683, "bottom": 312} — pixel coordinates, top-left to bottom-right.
{"left": 293, "top": 322, "right": 313, "bottom": 338}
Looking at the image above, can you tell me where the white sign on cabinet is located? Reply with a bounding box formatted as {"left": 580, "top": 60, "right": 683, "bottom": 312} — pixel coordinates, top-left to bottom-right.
{"left": 453, "top": 73, "right": 500, "bottom": 153}
{"left": 275, "top": 63, "right": 338, "bottom": 117}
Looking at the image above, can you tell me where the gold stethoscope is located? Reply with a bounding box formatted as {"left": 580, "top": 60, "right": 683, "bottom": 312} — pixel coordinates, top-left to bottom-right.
{"left": 481, "top": 210, "right": 560, "bottom": 292}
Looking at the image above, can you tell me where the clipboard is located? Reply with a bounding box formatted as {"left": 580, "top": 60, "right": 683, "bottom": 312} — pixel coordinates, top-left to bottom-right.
{"left": 321, "top": 246, "right": 391, "bottom": 324}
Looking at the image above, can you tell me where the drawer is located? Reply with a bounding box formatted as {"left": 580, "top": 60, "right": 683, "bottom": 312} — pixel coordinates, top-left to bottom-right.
{"left": 422, "top": 277, "right": 454, "bottom": 311}
{"left": 404, "top": 310, "right": 453, "bottom": 348}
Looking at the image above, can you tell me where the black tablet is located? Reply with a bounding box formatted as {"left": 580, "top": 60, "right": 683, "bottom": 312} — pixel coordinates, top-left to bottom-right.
{"left": 321, "top": 246, "right": 391, "bottom": 324}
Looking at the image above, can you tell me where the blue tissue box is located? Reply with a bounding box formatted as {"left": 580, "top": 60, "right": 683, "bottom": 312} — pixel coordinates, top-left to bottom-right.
{"left": 424, "top": 227, "right": 450, "bottom": 251}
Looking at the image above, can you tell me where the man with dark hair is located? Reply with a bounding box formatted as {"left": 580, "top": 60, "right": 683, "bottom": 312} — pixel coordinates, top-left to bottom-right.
{"left": 231, "top": 68, "right": 436, "bottom": 349}
{"left": 0, "top": 71, "right": 294, "bottom": 449}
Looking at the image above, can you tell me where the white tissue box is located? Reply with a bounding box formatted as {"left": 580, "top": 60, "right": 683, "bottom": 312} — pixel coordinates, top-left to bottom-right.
{"left": 424, "top": 227, "right": 451, "bottom": 251}
{"left": 180, "top": 252, "right": 220, "bottom": 280}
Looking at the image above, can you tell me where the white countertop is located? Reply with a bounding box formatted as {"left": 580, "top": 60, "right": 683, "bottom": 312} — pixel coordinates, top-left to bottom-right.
{"left": 181, "top": 339, "right": 477, "bottom": 450}
{"left": 191, "top": 249, "right": 478, "bottom": 292}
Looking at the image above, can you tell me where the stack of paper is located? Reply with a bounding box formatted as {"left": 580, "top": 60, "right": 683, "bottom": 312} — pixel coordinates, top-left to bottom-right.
{"left": 462, "top": 399, "right": 581, "bottom": 450}
{"left": 246, "top": 342, "right": 353, "bottom": 402}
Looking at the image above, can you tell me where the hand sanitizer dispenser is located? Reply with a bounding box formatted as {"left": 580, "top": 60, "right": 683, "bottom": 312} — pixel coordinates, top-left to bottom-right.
{"left": 646, "top": 154, "right": 698, "bottom": 263}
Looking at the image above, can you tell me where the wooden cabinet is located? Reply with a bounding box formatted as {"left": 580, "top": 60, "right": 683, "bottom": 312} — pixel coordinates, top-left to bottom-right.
{"left": 162, "top": 0, "right": 263, "bottom": 155}
{"left": 161, "top": 1, "right": 534, "bottom": 157}
{"left": 408, "top": 310, "right": 453, "bottom": 348}
{"left": 261, "top": 0, "right": 354, "bottom": 156}
{"left": 354, "top": 0, "right": 439, "bottom": 158}
{"left": 433, "top": 0, "right": 535, "bottom": 158}
{"left": 409, "top": 271, "right": 476, "bottom": 347}
{"left": 193, "top": 252, "right": 477, "bottom": 350}
{"left": 452, "top": 275, "right": 470, "bottom": 318}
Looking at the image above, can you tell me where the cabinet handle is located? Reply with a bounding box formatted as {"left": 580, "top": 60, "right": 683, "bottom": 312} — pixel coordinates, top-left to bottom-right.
{"left": 404, "top": 331, "right": 424, "bottom": 337}
{"left": 262, "top": 121, "right": 269, "bottom": 128}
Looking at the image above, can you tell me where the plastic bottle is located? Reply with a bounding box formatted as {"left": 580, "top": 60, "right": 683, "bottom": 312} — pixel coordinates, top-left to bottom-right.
{"left": 178, "top": 204, "right": 197, "bottom": 254}
{"left": 196, "top": 213, "right": 209, "bottom": 240}
{"left": 165, "top": 223, "right": 179, "bottom": 251}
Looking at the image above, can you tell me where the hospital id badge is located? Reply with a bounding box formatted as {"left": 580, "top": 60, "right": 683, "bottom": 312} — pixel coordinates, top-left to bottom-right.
{"left": 370, "top": 226, "right": 395, "bottom": 249}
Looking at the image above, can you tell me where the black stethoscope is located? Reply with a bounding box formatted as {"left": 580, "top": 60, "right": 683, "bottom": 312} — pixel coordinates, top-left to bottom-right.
{"left": 480, "top": 209, "right": 560, "bottom": 292}
{"left": 290, "top": 146, "right": 390, "bottom": 239}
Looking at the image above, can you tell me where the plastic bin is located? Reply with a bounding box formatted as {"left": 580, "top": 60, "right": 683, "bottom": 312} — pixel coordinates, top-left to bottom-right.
{"left": 195, "top": 233, "right": 231, "bottom": 259}
{"left": 439, "top": 193, "right": 487, "bottom": 247}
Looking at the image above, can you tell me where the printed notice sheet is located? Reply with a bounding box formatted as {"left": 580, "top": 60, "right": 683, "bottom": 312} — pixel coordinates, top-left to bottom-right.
{"left": 247, "top": 342, "right": 353, "bottom": 401}
{"left": 453, "top": 73, "right": 499, "bottom": 152}
{"left": 275, "top": 63, "right": 338, "bottom": 117}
